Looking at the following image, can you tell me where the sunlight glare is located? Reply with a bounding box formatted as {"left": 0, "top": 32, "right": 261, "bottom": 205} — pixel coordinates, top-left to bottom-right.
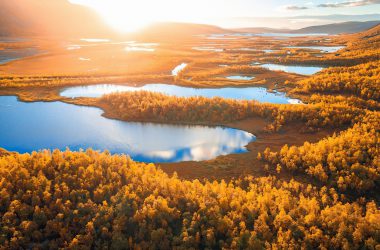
{"left": 72, "top": 0, "right": 156, "bottom": 32}
{"left": 69, "top": 0, "right": 230, "bottom": 32}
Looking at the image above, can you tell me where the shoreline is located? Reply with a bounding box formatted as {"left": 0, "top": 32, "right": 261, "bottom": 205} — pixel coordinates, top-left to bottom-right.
{"left": 0, "top": 91, "right": 334, "bottom": 181}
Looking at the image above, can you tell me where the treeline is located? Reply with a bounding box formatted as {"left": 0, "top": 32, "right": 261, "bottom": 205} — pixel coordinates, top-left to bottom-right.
{"left": 99, "top": 91, "right": 364, "bottom": 132}
{"left": 0, "top": 74, "right": 171, "bottom": 88}
{"left": 268, "top": 49, "right": 380, "bottom": 68}
{"left": 0, "top": 150, "right": 378, "bottom": 249}
{"left": 293, "top": 61, "right": 380, "bottom": 101}
{"left": 261, "top": 112, "right": 380, "bottom": 194}
{"left": 307, "top": 94, "right": 380, "bottom": 111}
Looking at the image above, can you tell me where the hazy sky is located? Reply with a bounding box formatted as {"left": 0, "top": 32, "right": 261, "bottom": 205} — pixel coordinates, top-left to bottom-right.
{"left": 70, "top": 0, "right": 380, "bottom": 30}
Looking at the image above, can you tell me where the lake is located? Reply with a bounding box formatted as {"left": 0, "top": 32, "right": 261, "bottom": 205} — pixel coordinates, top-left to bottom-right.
{"left": 192, "top": 46, "right": 224, "bottom": 52}
{"left": 260, "top": 63, "right": 324, "bottom": 75}
{"left": 255, "top": 33, "right": 328, "bottom": 37}
{"left": 0, "top": 37, "right": 27, "bottom": 43}
{"left": 226, "top": 76, "right": 255, "bottom": 80}
{"left": 0, "top": 96, "right": 255, "bottom": 163}
{"left": 207, "top": 33, "right": 328, "bottom": 38}
{"left": 172, "top": 63, "right": 188, "bottom": 76}
{"left": 60, "top": 83, "right": 301, "bottom": 104}
{"left": 232, "top": 48, "right": 258, "bottom": 51}
{"left": 0, "top": 48, "right": 39, "bottom": 64}
{"left": 263, "top": 49, "right": 278, "bottom": 53}
{"left": 285, "top": 46, "right": 345, "bottom": 53}
{"left": 124, "top": 43, "right": 158, "bottom": 52}
{"left": 80, "top": 38, "right": 111, "bottom": 42}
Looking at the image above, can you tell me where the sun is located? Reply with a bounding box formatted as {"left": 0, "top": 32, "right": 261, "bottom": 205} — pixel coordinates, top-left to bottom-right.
{"left": 69, "top": 0, "right": 228, "bottom": 33}
{"left": 69, "top": 0, "right": 156, "bottom": 32}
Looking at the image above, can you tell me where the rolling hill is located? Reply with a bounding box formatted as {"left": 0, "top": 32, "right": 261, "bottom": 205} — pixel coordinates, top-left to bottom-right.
{"left": 0, "top": 0, "right": 112, "bottom": 38}
{"left": 132, "top": 22, "right": 231, "bottom": 41}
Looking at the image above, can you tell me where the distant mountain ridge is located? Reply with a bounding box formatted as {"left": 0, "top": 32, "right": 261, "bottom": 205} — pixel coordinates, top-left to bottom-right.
{"left": 295, "top": 21, "right": 380, "bottom": 34}
{"left": 234, "top": 27, "right": 292, "bottom": 34}
{"left": 133, "top": 22, "right": 229, "bottom": 41}
{"left": 235, "top": 21, "right": 380, "bottom": 35}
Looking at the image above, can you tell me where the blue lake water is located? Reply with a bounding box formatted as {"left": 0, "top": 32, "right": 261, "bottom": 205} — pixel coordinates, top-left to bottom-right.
{"left": 263, "top": 49, "right": 278, "bottom": 53}
{"left": 172, "top": 63, "right": 187, "bottom": 76}
{"left": 60, "top": 83, "right": 301, "bottom": 104}
{"left": 192, "top": 46, "right": 224, "bottom": 52}
{"left": 255, "top": 33, "right": 328, "bottom": 37}
{"left": 0, "top": 37, "right": 28, "bottom": 43}
{"left": 260, "top": 63, "right": 324, "bottom": 75}
{"left": 232, "top": 48, "right": 258, "bottom": 51}
{"left": 0, "top": 48, "right": 39, "bottom": 64}
{"left": 226, "top": 76, "right": 255, "bottom": 80}
{"left": 0, "top": 96, "right": 255, "bottom": 163}
{"left": 208, "top": 33, "right": 328, "bottom": 38}
{"left": 285, "top": 46, "right": 345, "bottom": 53}
{"left": 80, "top": 38, "right": 111, "bottom": 42}
{"left": 124, "top": 42, "right": 158, "bottom": 52}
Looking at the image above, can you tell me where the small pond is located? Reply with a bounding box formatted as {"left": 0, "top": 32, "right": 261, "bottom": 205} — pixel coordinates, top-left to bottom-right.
{"left": 172, "top": 63, "right": 188, "bottom": 76}
{"left": 260, "top": 63, "right": 324, "bottom": 75}
{"left": 255, "top": 33, "right": 328, "bottom": 37}
{"left": 226, "top": 76, "right": 255, "bottom": 80}
{"left": 61, "top": 83, "right": 301, "bottom": 104}
{"left": 285, "top": 46, "right": 345, "bottom": 53}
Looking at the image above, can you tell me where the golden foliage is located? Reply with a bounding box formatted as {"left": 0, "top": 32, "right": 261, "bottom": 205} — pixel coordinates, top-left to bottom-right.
{"left": 262, "top": 112, "right": 380, "bottom": 193}
{"left": 99, "top": 90, "right": 364, "bottom": 132}
{"left": 293, "top": 61, "right": 380, "bottom": 101}
{"left": 0, "top": 150, "right": 378, "bottom": 249}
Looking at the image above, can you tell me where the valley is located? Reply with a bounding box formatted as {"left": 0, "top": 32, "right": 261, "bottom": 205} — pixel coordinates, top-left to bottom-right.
{"left": 0, "top": 1, "right": 379, "bottom": 248}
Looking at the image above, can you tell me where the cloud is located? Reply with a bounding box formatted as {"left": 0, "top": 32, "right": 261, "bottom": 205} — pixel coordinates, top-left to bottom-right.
{"left": 282, "top": 5, "right": 309, "bottom": 10}
{"left": 318, "top": 0, "right": 380, "bottom": 8}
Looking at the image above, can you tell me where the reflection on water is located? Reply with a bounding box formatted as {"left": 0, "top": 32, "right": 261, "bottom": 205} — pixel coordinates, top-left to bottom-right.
{"left": 206, "top": 35, "right": 237, "bottom": 40}
{"left": 192, "top": 46, "right": 223, "bottom": 52}
{"left": 0, "top": 96, "right": 255, "bottom": 163}
{"left": 255, "top": 33, "right": 328, "bottom": 37}
{"left": 0, "top": 37, "right": 27, "bottom": 43}
{"left": 285, "top": 46, "right": 345, "bottom": 53}
{"left": 125, "top": 47, "right": 155, "bottom": 52}
{"left": 172, "top": 63, "right": 187, "bottom": 76}
{"left": 0, "top": 48, "right": 39, "bottom": 64}
{"left": 263, "top": 49, "right": 278, "bottom": 53}
{"left": 233, "top": 48, "right": 257, "bottom": 51}
{"left": 61, "top": 83, "right": 301, "bottom": 104}
{"left": 208, "top": 33, "right": 328, "bottom": 38}
{"left": 67, "top": 45, "right": 81, "bottom": 50}
{"left": 80, "top": 38, "right": 110, "bottom": 42}
{"left": 226, "top": 76, "right": 255, "bottom": 80}
{"left": 125, "top": 42, "right": 158, "bottom": 52}
{"left": 260, "top": 63, "right": 324, "bottom": 75}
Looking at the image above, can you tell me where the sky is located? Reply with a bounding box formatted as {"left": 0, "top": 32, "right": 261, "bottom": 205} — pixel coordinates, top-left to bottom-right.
{"left": 70, "top": 0, "right": 380, "bottom": 31}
